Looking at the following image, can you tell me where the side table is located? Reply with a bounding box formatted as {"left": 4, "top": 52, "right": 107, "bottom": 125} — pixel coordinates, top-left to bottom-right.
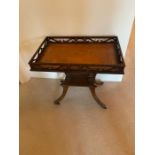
{"left": 29, "top": 36, "right": 125, "bottom": 109}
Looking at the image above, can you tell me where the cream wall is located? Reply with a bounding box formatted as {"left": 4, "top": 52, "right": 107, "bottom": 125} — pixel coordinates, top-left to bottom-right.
{"left": 19, "top": 0, "right": 134, "bottom": 82}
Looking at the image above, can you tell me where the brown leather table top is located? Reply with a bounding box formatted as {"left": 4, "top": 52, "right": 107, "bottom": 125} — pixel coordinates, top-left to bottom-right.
{"left": 37, "top": 43, "right": 119, "bottom": 65}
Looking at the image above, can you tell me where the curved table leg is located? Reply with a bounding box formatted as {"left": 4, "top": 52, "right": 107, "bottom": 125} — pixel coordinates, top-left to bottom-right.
{"left": 89, "top": 86, "right": 107, "bottom": 109}
{"left": 54, "top": 85, "right": 69, "bottom": 105}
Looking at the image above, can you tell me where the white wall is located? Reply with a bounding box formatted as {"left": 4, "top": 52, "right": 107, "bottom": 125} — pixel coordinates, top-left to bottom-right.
{"left": 19, "top": 0, "right": 134, "bottom": 82}
{"left": 19, "top": 53, "right": 31, "bottom": 83}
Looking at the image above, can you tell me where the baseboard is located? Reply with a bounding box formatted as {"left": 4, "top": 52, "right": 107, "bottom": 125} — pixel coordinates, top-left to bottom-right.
{"left": 96, "top": 74, "right": 123, "bottom": 82}
{"left": 30, "top": 72, "right": 123, "bottom": 82}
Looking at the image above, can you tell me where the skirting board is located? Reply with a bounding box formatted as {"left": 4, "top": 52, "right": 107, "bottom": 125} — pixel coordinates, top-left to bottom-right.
{"left": 30, "top": 72, "right": 123, "bottom": 82}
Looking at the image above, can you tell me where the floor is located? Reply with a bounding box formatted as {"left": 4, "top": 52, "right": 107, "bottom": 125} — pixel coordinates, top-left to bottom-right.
{"left": 20, "top": 26, "right": 134, "bottom": 155}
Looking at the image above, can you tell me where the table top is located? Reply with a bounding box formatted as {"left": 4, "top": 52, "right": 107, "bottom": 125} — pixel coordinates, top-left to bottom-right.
{"left": 29, "top": 36, "right": 125, "bottom": 74}
{"left": 38, "top": 43, "right": 118, "bottom": 65}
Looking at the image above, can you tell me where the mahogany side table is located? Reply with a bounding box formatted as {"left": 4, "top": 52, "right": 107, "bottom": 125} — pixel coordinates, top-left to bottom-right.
{"left": 29, "top": 36, "right": 125, "bottom": 109}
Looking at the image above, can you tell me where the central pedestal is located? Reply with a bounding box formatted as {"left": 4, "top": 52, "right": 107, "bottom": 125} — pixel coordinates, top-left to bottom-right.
{"left": 54, "top": 72, "right": 107, "bottom": 109}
